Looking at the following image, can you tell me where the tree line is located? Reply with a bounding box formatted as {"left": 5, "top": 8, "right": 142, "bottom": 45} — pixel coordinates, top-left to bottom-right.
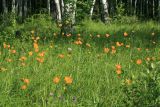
{"left": 0, "top": 0, "right": 160, "bottom": 24}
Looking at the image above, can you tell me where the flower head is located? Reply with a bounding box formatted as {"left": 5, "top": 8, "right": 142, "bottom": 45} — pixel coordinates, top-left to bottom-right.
{"left": 136, "top": 59, "right": 142, "bottom": 65}
{"left": 64, "top": 76, "right": 73, "bottom": 84}
{"left": 53, "top": 77, "right": 60, "bottom": 84}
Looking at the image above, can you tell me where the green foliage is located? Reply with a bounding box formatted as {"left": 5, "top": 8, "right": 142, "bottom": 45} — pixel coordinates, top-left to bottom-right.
{"left": 122, "top": 61, "right": 160, "bottom": 106}
{"left": 0, "top": 14, "right": 59, "bottom": 42}
{"left": 0, "top": 21, "right": 160, "bottom": 106}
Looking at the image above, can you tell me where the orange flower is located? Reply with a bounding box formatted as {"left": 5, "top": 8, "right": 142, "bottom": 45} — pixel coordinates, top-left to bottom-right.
{"left": 29, "top": 51, "right": 33, "bottom": 56}
{"left": 19, "top": 56, "right": 27, "bottom": 61}
{"left": 116, "top": 64, "right": 122, "bottom": 70}
{"left": 116, "top": 69, "right": 122, "bottom": 75}
{"left": 11, "top": 50, "right": 16, "bottom": 54}
{"left": 126, "top": 45, "right": 130, "bottom": 48}
{"left": 136, "top": 59, "right": 142, "bottom": 65}
{"left": 111, "top": 46, "right": 116, "bottom": 50}
{"left": 21, "top": 78, "right": 30, "bottom": 85}
{"left": 3, "top": 43, "right": 7, "bottom": 48}
{"left": 105, "top": 34, "right": 110, "bottom": 38}
{"left": 53, "top": 77, "right": 60, "bottom": 84}
{"left": 120, "top": 43, "right": 124, "bottom": 46}
{"left": 111, "top": 49, "right": 116, "bottom": 54}
{"left": 74, "top": 40, "right": 82, "bottom": 45}
{"left": 64, "top": 76, "right": 73, "bottom": 84}
{"left": 35, "top": 48, "right": 39, "bottom": 52}
{"left": 86, "top": 43, "right": 91, "bottom": 48}
{"left": 38, "top": 51, "right": 45, "bottom": 57}
{"left": 137, "top": 48, "right": 141, "bottom": 51}
{"left": 36, "top": 57, "right": 44, "bottom": 63}
{"left": 77, "top": 37, "right": 81, "bottom": 41}
{"left": 21, "top": 85, "right": 27, "bottom": 90}
{"left": 7, "top": 45, "right": 10, "bottom": 48}
{"left": 33, "top": 43, "right": 38, "bottom": 49}
{"left": 116, "top": 42, "right": 121, "bottom": 47}
{"left": 58, "top": 54, "right": 64, "bottom": 58}
{"left": 104, "top": 48, "right": 110, "bottom": 53}
{"left": 123, "top": 32, "right": 128, "bottom": 37}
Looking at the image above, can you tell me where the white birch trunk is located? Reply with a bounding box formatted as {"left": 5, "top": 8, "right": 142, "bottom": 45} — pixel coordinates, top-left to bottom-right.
{"left": 90, "top": 0, "right": 96, "bottom": 18}
{"left": 3, "top": 0, "right": 8, "bottom": 14}
{"left": 102, "top": 0, "right": 109, "bottom": 23}
{"left": 47, "top": 0, "right": 50, "bottom": 15}
{"left": 55, "top": 0, "right": 62, "bottom": 21}
{"left": 18, "top": 0, "right": 22, "bottom": 17}
{"left": 153, "top": 0, "right": 155, "bottom": 17}
{"left": 24, "top": 0, "right": 28, "bottom": 18}
{"left": 16, "top": 0, "right": 19, "bottom": 15}
{"left": 134, "top": 0, "right": 137, "bottom": 15}
{"left": 159, "top": 0, "right": 160, "bottom": 19}
{"left": 61, "top": 0, "right": 64, "bottom": 15}
{"left": 146, "top": 0, "right": 149, "bottom": 17}
{"left": 72, "top": 0, "right": 77, "bottom": 25}
{"left": 130, "top": 0, "right": 132, "bottom": 15}
{"left": 12, "top": 0, "right": 16, "bottom": 13}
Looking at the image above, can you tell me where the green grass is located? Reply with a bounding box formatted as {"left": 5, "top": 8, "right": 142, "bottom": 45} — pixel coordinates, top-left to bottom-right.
{"left": 0, "top": 21, "right": 160, "bottom": 106}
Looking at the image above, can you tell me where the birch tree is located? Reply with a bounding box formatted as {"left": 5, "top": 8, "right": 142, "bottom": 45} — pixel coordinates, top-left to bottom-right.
{"left": 47, "top": 0, "right": 50, "bottom": 15}
{"left": 24, "top": 0, "right": 28, "bottom": 18}
{"left": 102, "top": 0, "right": 109, "bottom": 23}
{"left": 134, "top": 0, "right": 137, "bottom": 15}
{"left": 60, "top": 0, "right": 64, "bottom": 15}
{"left": 159, "top": 0, "right": 160, "bottom": 19}
{"left": 64, "top": 0, "right": 77, "bottom": 25}
{"left": 55, "top": 0, "right": 62, "bottom": 21}
{"left": 18, "top": 0, "right": 22, "bottom": 18}
{"left": 90, "top": 0, "right": 96, "bottom": 18}
{"left": 12, "top": 0, "right": 16, "bottom": 13}
{"left": 72, "top": 0, "right": 77, "bottom": 25}
{"left": 3, "top": 0, "right": 8, "bottom": 14}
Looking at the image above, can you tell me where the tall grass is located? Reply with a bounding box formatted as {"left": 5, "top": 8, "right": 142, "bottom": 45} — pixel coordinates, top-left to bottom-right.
{"left": 0, "top": 16, "right": 160, "bottom": 106}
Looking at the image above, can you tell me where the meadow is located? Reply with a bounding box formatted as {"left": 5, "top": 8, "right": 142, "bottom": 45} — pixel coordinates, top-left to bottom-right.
{"left": 0, "top": 19, "right": 160, "bottom": 107}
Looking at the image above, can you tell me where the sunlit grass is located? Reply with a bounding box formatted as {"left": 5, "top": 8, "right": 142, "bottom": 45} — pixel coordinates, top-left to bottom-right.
{"left": 0, "top": 22, "right": 160, "bottom": 106}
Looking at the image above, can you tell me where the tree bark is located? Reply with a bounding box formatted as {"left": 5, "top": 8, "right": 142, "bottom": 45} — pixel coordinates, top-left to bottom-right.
{"left": 134, "top": 0, "right": 137, "bottom": 15}
{"left": 12, "top": 0, "right": 16, "bottom": 13}
{"left": 60, "top": 0, "right": 64, "bottom": 15}
{"left": 3, "top": 0, "right": 8, "bottom": 14}
{"left": 24, "top": 0, "right": 28, "bottom": 18}
{"left": 159, "top": 0, "right": 160, "bottom": 20}
{"left": 18, "top": 0, "right": 22, "bottom": 18}
{"left": 72, "top": 0, "right": 77, "bottom": 25}
{"left": 153, "top": 0, "right": 155, "bottom": 18}
{"left": 47, "top": 0, "right": 50, "bottom": 15}
{"left": 90, "top": 0, "right": 96, "bottom": 18}
{"left": 54, "top": 0, "right": 62, "bottom": 21}
{"left": 102, "top": 0, "right": 109, "bottom": 23}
